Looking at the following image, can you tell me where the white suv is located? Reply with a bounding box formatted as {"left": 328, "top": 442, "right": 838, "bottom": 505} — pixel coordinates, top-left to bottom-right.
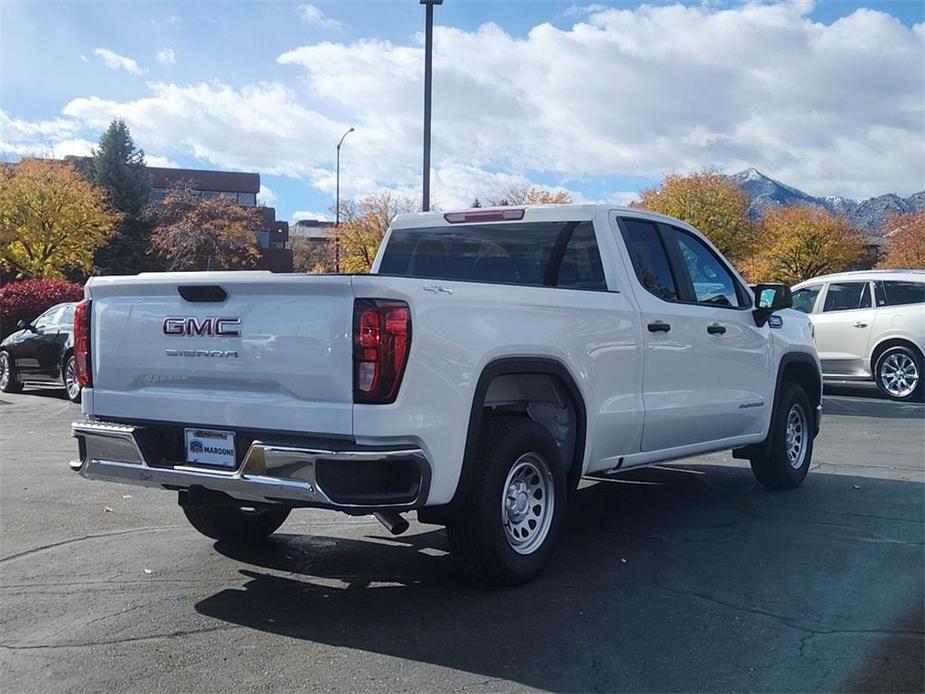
{"left": 792, "top": 270, "right": 925, "bottom": 401}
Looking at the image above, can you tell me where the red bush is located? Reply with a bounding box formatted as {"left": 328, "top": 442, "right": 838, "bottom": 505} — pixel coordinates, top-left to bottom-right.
{"left": 0, "top": 279, "right": 85, "bottom": 339}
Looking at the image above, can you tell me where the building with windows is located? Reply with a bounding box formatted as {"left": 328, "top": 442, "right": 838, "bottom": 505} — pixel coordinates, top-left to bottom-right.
{"left": 66, "top": 158, "right": 292, "bottom": 272}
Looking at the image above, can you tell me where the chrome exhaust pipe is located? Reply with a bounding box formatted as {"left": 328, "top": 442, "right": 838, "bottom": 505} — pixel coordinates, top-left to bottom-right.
{"left": 374, "top": 511, "right": 409, "bottom": 536}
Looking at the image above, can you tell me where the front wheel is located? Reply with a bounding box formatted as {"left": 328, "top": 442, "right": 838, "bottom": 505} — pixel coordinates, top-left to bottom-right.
{"left": 0, "top": 351, "right": 23, "bottom": 393}
{"left": 874, "top": 345, "right": 923, "bottom": 402}
{"left": 749, "top": 381, "right": 814, "bottom": 489}
{"left": 63, "top": 355, "right": 81, "bottom": 403}
{"left": 446, "top": 417, "right": 567, "bottom": 586}
{"left": 182, "top": 502, "right": 291, "bottom": 545}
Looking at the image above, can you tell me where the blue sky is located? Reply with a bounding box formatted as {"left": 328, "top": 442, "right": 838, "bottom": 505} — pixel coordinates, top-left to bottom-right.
{"left": 2, "top": 1, "right": 924, "bottom": 221}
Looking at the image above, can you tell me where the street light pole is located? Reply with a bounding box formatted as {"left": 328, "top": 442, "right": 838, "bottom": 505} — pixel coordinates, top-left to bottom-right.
{"left": 421, "top": 0, "right": 442, "bottom": 212}
{"left": 335, "top": 126, "right": 354, "bottom": 273}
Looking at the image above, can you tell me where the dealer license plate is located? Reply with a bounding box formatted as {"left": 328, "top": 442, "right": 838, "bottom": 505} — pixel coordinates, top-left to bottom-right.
{"left": 185, "top": 428, "right": 236, "bottom": 468}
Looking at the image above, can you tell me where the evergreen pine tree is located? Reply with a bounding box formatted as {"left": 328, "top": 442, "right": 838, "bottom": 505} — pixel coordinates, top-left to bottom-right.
{"left": 471, "top": 197, "right": 482, "bottom": 208}
{"left": 91, "top": 120, "right": 162, "bottom": 274}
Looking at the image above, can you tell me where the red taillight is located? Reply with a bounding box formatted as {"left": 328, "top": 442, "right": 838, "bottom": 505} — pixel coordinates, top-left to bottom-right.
{"left": 74, "top": 299, "right": 92, "bottom": 388}
{"left": 353, "top": 299, "right": 411, "bottom": 404}
{"left": 443, "top": 208, "right": 525, "bottom": 223}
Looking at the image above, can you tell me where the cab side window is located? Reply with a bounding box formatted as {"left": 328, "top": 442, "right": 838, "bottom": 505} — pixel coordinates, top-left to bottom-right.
{"left": 792, "top": 286, "right": 821, "bottom": 314}
{"left": 822, "top": 282, "right": 871, "bottom": 312}
{"left": 619, "top": 219, "right": 678, "bottom": 301}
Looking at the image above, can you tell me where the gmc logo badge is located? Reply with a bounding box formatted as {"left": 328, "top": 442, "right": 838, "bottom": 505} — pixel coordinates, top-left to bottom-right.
{"left": 163, "top": 317, "right": 242, "bottom": 337}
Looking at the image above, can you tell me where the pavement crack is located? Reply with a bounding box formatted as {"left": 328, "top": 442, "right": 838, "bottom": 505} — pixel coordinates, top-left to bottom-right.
{"left": 0, "top": 526, "right": 185, "bottom": 564}
{"left": 0, "top": 624, "right": 241, "bottom": 650}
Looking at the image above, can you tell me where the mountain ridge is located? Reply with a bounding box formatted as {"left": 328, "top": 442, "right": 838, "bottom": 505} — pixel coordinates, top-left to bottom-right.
{"left": 729, "top": 168, "right": 924, "bottom": 232}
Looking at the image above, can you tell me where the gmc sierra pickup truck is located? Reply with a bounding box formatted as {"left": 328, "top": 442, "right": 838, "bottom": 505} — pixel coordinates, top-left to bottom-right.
{"left": 69, "top": 204, "right": 821, "bottom": 585}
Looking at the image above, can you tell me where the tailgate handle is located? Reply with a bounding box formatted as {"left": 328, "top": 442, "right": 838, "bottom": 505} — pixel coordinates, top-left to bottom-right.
{"left": 178, "top": 285, "right": 227, "bottom": 303}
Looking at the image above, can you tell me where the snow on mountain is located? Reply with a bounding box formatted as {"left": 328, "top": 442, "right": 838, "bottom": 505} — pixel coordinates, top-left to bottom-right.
{"left": 729, "top": 169, "right": 924, "bottom": 232}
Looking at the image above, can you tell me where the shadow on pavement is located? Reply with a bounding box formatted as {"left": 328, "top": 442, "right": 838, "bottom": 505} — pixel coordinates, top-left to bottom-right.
{"left": 822, "top": 393, "right": 925, "bottom": 420}
{"left": 199, "top": 464, "right": 923, "bottom": 692}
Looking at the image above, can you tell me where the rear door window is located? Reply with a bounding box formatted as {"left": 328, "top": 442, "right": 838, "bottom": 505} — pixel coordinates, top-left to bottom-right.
{"left": 877, "top": 281, "right": 925, "bottom": 306}
{"left": 618, "top": 218, "right": 678, "bottom": 301}
{"left": 378, "top": 221, "right": 607, "bottom": 290}
{"left": 822, "top": 282, "right": 872, "bottom": 312}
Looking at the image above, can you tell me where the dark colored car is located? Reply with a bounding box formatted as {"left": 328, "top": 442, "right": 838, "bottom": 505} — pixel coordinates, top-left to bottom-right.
{"left": 0, "top": 302, "right": 81, "bottom": 402}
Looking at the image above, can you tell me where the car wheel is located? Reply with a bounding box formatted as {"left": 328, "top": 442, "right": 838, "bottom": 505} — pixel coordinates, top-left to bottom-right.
{"left": 63, "top": 354, "right": 81, "bottom": 403}
{"left": 749, "top": 381, "right": 814, "bottom": 489}
{"left": 0, "top": 351, "right": 23, "bottom": 393}
{"left": 446, "top": 416, "right": 567, "bottom": 586}
{"left": 874, "top": 345, "right": 923, "bottom": 402}
{"left": 182, "top": 502, "right": 291, "bottom": 545}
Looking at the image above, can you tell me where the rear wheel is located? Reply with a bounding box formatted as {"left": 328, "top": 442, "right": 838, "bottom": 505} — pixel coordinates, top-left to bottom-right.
{"left": 0, "top": 351, "right": 23, "bottom": 393}
{"left": 182, "top": 502, "right": 291, "bottom": 545}
{"left": 874, "top": 345, "right": 923, "bottom": 402}
{"left": 749, "top": 381, "right": 814, "bottom": 489}
{"left": 446, "top": 417, "right": 567, "bottom": 586}
{"left": 63, "top": 355, "right": 81, "bottom": 403}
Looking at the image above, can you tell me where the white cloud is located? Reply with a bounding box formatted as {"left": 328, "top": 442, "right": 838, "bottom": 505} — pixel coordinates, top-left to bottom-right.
{"left": 156, "top": 48, "right": 176, "bottom": 65}
{"left": 6, "top": 3, "right": 923, "bottom": 207}
{"left": 79, "top": 54, "right": 89, "bottom": 64}
{"left": 291, "top": 209, "right": 332, "bottom": 222}
{"left": 144, "top": 153, "right": 179, "bottom": 168}
{"left": 94, "top": 48, "right": 144, "bottom": 75}
{"left": 258, "top": 184, "right": 277, "bottom": 206}
{"left": 151, "top": 15, "right": 182, "bottom": 27}
{"left": 298, "top": 4, "right": 341, "bottom": 30}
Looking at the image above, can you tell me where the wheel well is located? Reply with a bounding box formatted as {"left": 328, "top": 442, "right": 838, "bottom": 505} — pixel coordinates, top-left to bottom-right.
{"left": 781, "top": 359, "right": 821, "bottom": 410}
{"left": 468, "top": 360, "right": 586, "bottom": 492}
{"left": 870, "top": 338, "right": 922, "bottom": 373}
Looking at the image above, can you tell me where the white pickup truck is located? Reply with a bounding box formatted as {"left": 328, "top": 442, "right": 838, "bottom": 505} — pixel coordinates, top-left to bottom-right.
{"left": 70, "top": 204, "right": 821, "bottom": 585}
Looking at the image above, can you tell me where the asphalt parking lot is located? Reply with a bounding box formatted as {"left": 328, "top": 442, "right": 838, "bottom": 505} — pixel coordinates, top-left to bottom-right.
{"left": 1, "top": 385, "right": 922, "bottom": 693}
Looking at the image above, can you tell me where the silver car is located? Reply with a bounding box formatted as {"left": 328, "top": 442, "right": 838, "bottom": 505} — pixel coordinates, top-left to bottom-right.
{"left": 792, "top": 270, "right": 925, "bottom": 401}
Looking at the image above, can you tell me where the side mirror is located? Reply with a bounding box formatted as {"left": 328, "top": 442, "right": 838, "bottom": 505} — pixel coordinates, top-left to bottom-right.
{"left": 752, "top": 283, "right": 792, "bottom": 327}
{"left": 16, "top": 319, "right": 35, "bottom": 332}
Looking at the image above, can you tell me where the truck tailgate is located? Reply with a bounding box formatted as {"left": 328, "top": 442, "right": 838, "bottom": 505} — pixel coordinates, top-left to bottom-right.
{"left": 85, "top": 272, "right": 355, "bottom": 436}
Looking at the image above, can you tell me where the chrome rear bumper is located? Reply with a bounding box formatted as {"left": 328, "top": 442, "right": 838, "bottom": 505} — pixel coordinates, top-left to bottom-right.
{"left": 70, "top": 420, "right": 428, "bottom": 510}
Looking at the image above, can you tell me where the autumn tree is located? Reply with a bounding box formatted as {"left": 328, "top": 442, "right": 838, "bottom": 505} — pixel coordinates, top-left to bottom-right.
{"left": 488, "top": 185, "right": 572, "bottom": 206}
{"left": 0, "top": 159, "right": 118, "bottom": 278}
{"left": 90, "top": 120, "right": 161, "bottom": 274}
{"left": 877, "top": 209, "right": 925, "bottom": 269}
{"left": 292, "top": 236, "right": 336, "bottom": 274}
{"left": 149, "top": 182, "right": 263, "bottom": 271}
{"left": 744, "top": 205, "right": 865, "bottom": 284}
{"left": 333, "top": 192, "right": 416, "bottom": 273}
{"left": 635, "top": 170, "right": 756, "bottom": 263}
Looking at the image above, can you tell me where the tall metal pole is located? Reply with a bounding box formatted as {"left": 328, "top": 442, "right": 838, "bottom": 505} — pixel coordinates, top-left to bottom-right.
{"left": 335, "top": 127, "right": 354, "bottom": 273}
{"left": 422, "top": 1, "right": 436, "bottom": 211}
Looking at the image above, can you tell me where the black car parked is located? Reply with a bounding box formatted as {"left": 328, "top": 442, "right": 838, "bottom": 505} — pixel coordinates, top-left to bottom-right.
{"left": 0, "top": 302, "right": 81, "bottom": 402}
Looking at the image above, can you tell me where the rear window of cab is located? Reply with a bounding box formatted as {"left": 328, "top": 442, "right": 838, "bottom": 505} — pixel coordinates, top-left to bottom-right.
{"left": 378, "top": 221, "right": 607, "bottom": 291}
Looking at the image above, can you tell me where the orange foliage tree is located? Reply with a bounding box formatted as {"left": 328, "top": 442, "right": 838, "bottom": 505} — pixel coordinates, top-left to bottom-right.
{"left": 488, "top": 185, "right": 572, "bottom": 206}
{"left": 149, "top": 182, "right": 264, "bottom": 271}
{"left": 744, "top": 205, "right": 864, "bottom": 284}
{"left": 333, "top": 192, "right": 417, "bottom": 273}
{"left": 635, "top": 170, "right": 756, "bottom": 263}
{"left": 877, "top": 209, "right": 925, "bottom": 269}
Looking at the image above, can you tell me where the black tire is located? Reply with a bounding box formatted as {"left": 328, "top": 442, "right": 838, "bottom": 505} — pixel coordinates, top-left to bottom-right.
{"left": 873, "top": 345, "right": 924, "bottom": 403}
{"left": 749, "top": 381, "right": 814, "bottom": 489}
{"left": 0, "top": 351, "right": 23, "bottom": 393}
{"left": 63, "top": 354, "right": 81, "bottom": 403}
{"left": 446, "top": 417, "right": 567, "bottom": 586}
{"left": 182, "top": 502, "right": 291, "bottom": 544}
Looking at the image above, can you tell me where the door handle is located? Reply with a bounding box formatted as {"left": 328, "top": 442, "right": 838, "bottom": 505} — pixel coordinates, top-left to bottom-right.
{"left": 647, "top": 321, "right": 671, "bottom": 333}
{"left": 853, "top": 322, "right": 867, "bottom": 328}
{"left": 707, "top": 323, "right": 727, "bottom": 335}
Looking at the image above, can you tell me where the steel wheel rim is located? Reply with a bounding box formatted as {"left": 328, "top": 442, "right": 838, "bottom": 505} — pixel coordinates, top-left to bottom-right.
{"left": 785, "top": 403, "right": 808, "bottom": 470}
{"left": 879, "top": 352, "right": 918, "bottom": 398}
{"left": 501, "top": 452, "right": 555, "bottom": 555}
{"left": 0, "top": 353, "right": 8, "bottom": 389}
{"left": 65, "top": 358, "right": 80, "bottom": 399}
